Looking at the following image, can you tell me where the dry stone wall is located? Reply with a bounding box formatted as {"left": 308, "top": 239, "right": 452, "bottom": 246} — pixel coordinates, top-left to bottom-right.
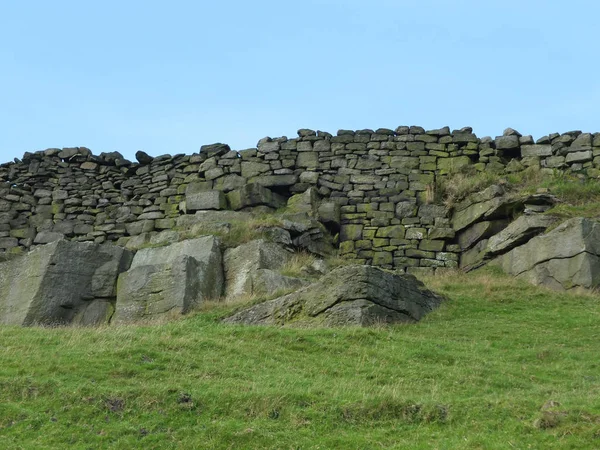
{"left": 2, "top": 126, "right": 600, "bottom": 273}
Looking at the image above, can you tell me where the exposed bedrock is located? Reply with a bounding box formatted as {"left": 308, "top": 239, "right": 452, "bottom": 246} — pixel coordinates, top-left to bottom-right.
{"left": 0, "top": 240, "right": 132, "bottom": 326}
{"left": 113, "top": 236, "right": 223, "bottom": 324}
{"left": 494, "top": 218, "right": 600, "bottom": 291}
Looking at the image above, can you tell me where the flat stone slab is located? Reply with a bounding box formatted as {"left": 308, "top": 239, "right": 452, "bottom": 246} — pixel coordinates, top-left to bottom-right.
{"left": 485, "top": 214, "right": 557, "bottom": 256}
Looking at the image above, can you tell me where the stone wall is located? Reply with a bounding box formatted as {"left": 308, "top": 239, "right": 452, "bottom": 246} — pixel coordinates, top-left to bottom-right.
{"left": 1, "top": 126, "right": 599, "bottom": 272}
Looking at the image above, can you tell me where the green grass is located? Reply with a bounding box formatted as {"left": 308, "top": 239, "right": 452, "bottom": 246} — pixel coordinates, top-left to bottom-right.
{"left": 279, "top": 251, "right": 318, "bottom": 279}
{"left": 173, "top": 215, "right": 286, "bottom": 249}
{"left": 539, "top": 174, "right": 600, "bottom": 220}
{"left": 1, "top": 267, "right": 600, "bottom": 449}
{"left": 436, "top": 165, "right": 600, "bottom": 220}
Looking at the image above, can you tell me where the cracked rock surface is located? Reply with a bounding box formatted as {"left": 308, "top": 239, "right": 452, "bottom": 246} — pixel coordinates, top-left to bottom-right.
{"left": 223, "top": 265, "right": 444, "bottom": 327}
{"left": 0, "top": 240, "right": 132, "bottom": 326}
{"left": 113, "top": 235, "right": 223, "bottom": 324}
{"left": 493, "top": 217, "right": 600, "bottom": 291}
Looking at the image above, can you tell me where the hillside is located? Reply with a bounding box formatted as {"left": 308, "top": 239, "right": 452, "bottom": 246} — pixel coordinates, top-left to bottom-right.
{"left": 2, "top": 126, "right": 600, "bottom": 448}
{"left": 1, "top": 268, "right": 599, "bottom": 449}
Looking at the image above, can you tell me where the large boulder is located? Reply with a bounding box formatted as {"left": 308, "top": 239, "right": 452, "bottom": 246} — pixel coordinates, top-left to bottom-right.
{"left": 251, "top": 269, "right": 308, "bottom": 294}
{"left": 223, "top": 239, "right": 293, "bottom": 299}
{"left": 113, "top": 236, "right": 223, "bottom": 323}
{"left": 494, "top": 218, "right": 600, "bottom": 291}
{"left": 0, "top": 241, "right": 133, "bottom": 326}
{"left": 224, "top": 265, "right": 444, "bottom": 327}
{"left": 286, "top": 187, "right": 320, "bottom": 216}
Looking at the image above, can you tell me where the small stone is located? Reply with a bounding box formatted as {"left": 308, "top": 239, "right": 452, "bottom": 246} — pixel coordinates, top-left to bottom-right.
{"left": 135, "top": 151, "right": 154, "bottom": 164}
{"left": 503, "top": 128, "right": 522, "bottom": 137}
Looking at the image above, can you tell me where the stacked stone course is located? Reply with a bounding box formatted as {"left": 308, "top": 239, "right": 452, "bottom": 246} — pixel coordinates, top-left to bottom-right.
{"left": 2, "top": 126, "right": 600, "bottom": 274}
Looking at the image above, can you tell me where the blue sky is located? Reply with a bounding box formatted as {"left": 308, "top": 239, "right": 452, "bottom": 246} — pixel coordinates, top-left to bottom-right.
{"left": 1, "top": 0, "right": 598, "bottom": 162}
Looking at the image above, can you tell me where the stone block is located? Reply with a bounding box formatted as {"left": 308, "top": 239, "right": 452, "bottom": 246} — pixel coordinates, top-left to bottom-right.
{"left": 437, "top": 156, "right": 471, "bottom": 173}
{"left": 227, "top": 183, "right": 286, "bottom": 210}
{"left": 186, "top": 190, "right": 227, "bottom": 211}
{"left": 521, "top": 145, "right": 552, "bottom": 157}
{"left": 419, "top": 240, "right": 445, "bottom": 252}
{"left": 241, "top": 161, "right": 270, "bottom": 178}
{"left": 252, "top": 174, "right": 298, "bottom": 187}
{"left": 372, "top": 252, "right": 393, "bottom": 265}
{"left": 405, "top": 228, "right": 426, "bottom": 240}
{"left": 375, "top": 225, "right": 405, "bottom": 239}
{"left": 340, "top": 224, "right": 363, "bottom": 241}
{"left": 297, "top": 152, "right": 318, "bottom": 169}
{"left": 428, "top": 228, "right": 455, "bottom": 239}
{"left": 495, "top": 135, "right": 520, "bottom": 150}
{"left": 565, "top": 150, "right": 592, "bottom": 164}
{"left": 0, "top": 237, "right": 19, "bottom": 249}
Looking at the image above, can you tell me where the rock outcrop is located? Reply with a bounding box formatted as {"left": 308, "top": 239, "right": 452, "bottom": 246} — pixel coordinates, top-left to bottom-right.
{"left": 0, "top": 240, "right": 132, "bottom": 326}
{"left": 3, "top": 126, "right": 598, "bottom": 273}
{"left": 454, "top": 187, "right": 558, "bottom": 270}
{"left": 494, "top": 218, "right": 600, "bottom": 291}
{"left": 223, "top": 239, "right": 296, "bottom": 299}
{"left": 224, "top": 265, "right": 444, "bottom": 327}
{"left": 4, "top": 124, "right": 600, "bottom": 327}
{"left": 113, "top": 236, "right": 223, "bottom": 323}
{"left": 485, "top": 214, "right": 558, "bottom": 255}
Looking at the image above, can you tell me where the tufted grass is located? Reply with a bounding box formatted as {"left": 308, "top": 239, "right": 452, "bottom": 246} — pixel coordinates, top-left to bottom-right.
{"left": 279, "top": 251, "right": 318, "bottom": 279}
{"left": 435, "top": 165, "right": 600, "bottom": 222}
{"left": 1, "top": 267, "right": 599, "bottom": 449}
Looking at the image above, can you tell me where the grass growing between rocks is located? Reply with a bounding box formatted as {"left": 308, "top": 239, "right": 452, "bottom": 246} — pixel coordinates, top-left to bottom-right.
{"left": 176, "top": 215, "right": 286, "bottom": 249}
{"left": 279, "top": 252, "right": 318, "bottom": 279}
{"left": 1, "top": 267, "right": 600, "bottom": 449}
{"left": 437, "top": 165, "right": 600, "bottom": 219}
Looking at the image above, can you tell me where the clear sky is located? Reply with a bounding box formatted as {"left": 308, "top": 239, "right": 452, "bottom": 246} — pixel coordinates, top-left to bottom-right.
{"left": 1, "top": 0, "right": 599, "bottom": 162}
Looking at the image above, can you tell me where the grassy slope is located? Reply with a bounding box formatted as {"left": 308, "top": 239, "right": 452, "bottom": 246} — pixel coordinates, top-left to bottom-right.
{"left": 1, "top": 268, "right": 599, "bottom": 449}
{"left": 436, "top": 166, "right": 600, "bottom": 221}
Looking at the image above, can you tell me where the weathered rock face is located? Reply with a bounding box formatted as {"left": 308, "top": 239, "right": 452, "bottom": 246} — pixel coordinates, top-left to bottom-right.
{"left": 452, "top": 185, "right": 509, "bottom": 232}
{"left": 224, "top": 265, "right": 444, "bottom": 327}
{"left": 223, "top": 239, "right": 293, "bottom": 299}
{"left": 0, "top": 240, "right": 133, "bottom": 326}
{"left": 458, "top": 220, "right": 508, "bottom": 251}
{"left": 485, "top": 214, "right": 558, "bottom": 256}
{"left": 453, "top": 187, "right": 558, "bottom": 270}
{"left": 494, "top": 218, "right": 600, "bottom": 291}
{"left": 113, "top": 236, "right": 223, "bottom": 323}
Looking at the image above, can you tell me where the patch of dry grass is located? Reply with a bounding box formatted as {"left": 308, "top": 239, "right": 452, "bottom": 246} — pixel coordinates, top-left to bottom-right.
{"left": 280, "top": 251, "right": 318, "bottom": 278}
{"left": 176, "top": 214, "right": 286, "bottom": 248}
